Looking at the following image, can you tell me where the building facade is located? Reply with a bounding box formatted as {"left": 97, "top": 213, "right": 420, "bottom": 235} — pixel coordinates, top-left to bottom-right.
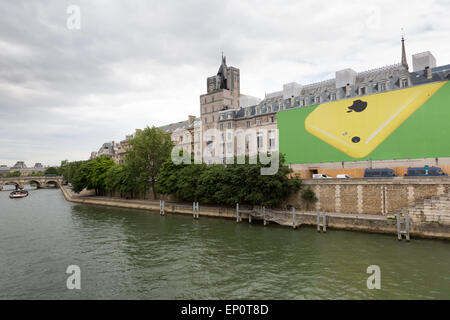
{"left": 91, "top": 37, "right": 450, "bottom": 178}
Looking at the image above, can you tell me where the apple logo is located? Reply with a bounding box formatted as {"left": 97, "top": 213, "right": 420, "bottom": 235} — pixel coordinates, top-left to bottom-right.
{"left": 347, "top": 100, "right": 368, "bottom": 113}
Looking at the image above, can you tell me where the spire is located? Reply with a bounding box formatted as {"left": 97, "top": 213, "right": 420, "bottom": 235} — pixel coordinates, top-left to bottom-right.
{"left": 217, "top": 53, "right": 228, "bottom": 89}
{"left": 401, "top": 30, "right": 409, "bottom": 70}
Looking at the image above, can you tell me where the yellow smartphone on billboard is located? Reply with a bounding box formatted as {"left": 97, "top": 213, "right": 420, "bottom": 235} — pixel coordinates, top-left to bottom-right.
{"left": 305, "top": 81, "right": 445, "bottom": 158}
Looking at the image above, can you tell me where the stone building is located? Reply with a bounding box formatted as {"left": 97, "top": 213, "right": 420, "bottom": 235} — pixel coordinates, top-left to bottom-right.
{"left": 160, "top": 115, "right": 201, "bottom": 159}
{"left": 196, "top": 38, "right": 450, "bottom": 175}
{"left": 91, "top": 37, "right": 450, "bottom": 175}
{"left": 90, "top": 141, "right": 121, "bottom": 163}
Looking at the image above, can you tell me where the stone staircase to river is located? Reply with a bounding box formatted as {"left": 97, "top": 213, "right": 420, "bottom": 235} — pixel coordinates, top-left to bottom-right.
{"left": 401, "top": 191, "right": 450, "bottom": 225}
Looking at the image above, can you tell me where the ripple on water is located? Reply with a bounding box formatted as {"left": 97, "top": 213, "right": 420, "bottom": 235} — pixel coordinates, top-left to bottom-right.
{"left": 0, "top": 189, "right": 449, "bottom": 299}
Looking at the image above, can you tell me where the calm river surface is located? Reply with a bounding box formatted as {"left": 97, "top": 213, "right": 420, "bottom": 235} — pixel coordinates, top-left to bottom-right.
{"left": 0, "top": 186, "right": 449, "bottom": 299}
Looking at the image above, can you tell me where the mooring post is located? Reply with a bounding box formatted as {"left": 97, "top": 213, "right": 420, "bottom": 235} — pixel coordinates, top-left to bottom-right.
{"left": 396, "top": 214, "right": 402, "bottom": 240}
{"left": 322, "top": 210, "right": 327, "bottom": 232}
{"left": 263, "top": 206, "right": 267, "bottom": 226}
{"left": 292, "top": 207, "right": 296, "bottom": 229}
{"left": 195, "top": 201, "right": 200, "bottom": 219}
{"left": 405, "top": 214, "right": 410, "bottom": 241}
{"left": 160, "top": 200, "right": 165, "bottom": 215}
{"left": 317, "top": 210, "right": 320, "bottom": 232}
{"left": 197, "top": 202, "right": 199, "bottom": 219}
{"left": 236, "top": 203, "right": 240, "bottom": 223}
{"left": 193, "top": 202, "right": 199, "bottom": 219}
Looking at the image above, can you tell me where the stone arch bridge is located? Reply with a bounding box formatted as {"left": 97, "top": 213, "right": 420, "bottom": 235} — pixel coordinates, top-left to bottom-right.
{"left": 0, "top": 176, "right": 63, "bottom": 191}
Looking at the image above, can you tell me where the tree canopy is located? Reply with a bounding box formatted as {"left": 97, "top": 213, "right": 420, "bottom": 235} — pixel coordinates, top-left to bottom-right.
{"left": 157, "top": 154, "right": 302, "bottom": 207}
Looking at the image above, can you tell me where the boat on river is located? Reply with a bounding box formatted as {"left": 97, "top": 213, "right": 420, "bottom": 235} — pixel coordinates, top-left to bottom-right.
{"left": 9, "top": 190, "right": 29, "bottom": 199}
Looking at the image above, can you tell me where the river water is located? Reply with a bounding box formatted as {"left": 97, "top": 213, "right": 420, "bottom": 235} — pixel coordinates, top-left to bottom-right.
{"left": 0, "top": 186, "right": 449, "bottom": 300}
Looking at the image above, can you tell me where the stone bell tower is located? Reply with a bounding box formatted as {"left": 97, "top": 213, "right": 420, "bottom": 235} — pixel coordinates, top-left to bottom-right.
{"left": 199, "top": 55, "right": 240, "bottom": 160}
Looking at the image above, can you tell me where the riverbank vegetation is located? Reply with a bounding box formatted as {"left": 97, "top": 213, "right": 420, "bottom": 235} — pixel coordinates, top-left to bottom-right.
{"left": 156, "top": 154, "right": 301, "bottom": 207}
{"left": 60, "top": 126, "right": 303, "bottom": 207}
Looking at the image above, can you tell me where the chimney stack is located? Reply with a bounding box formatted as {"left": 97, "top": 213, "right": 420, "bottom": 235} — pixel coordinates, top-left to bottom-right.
{"left": 425, "top": 66, "right": 433, "bottom": 80}
{"left": 188, "top": 115, "right": 195, "bottom": 124}
{"left": 345, "top": 84, "right": 351, "bottom": 97}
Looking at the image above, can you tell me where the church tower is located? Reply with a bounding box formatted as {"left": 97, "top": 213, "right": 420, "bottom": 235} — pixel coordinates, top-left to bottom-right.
{"left": 200, "top": 55, "right": 241, "bottom": 162}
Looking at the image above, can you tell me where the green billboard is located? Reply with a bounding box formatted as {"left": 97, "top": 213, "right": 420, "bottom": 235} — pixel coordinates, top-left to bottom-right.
{"left": 278, "top": 81, "right": 450, "bottom": 164}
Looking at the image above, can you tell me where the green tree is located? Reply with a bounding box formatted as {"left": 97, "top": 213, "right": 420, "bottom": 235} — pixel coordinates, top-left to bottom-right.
{"left": 71, "top": 156, "right": 115, "bottom": 195}
{"left": 104, "top": 164, "right": 133, "bottom": 197}
{"left": 301, "top": 187, "right": 318, "bottom": 211}
{"left": 125, "top": 126, "right": 173, "bottom": 199}
{"left": 44, "top": 167, "right": 59, "bottom": 175}
{"left": 155, "top": 156, "right": 187, "bottom": 196}
{"left": 7, "top": 171, "right": 21, "bottom": 177}
{"left": 64, "top": 161, "right": 85, "bottom": 183}
{"left": 156, "top": 153, "right": 302, "bottom": 207}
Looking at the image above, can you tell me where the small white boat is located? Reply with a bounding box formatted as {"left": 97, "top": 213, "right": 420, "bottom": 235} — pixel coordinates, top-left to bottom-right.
{"left": 9, "top": 190, "right": 29, "bottom": 199}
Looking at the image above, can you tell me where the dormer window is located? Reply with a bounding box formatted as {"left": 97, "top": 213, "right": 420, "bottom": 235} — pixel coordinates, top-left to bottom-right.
{"left": 330, "top": 92, "right": 337, "bottom": 101}
{"left": 314, "top": 96, "right": 321, "bottom": 104}
{"left": 379, "top": 82, "right": 387, "bottom": 92}
{"left": 359, "top": 87, "right": 366, "bottom": 95}
{"left": 401, "top": 78, "right": 408, "bottom": 88}
{"left": 300, "top": 99, "right": 305, "bottom": 107}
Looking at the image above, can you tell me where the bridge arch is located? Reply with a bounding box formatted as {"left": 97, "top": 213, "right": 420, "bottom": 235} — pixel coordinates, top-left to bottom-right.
{"left": 2, "top": 181, "right": 22, "bottom": 190}
{"left": 0, "top": 176, "right": 63, "bottom": 191}
{"left": 27, "top": 180, "right": 42, "bottom": 189}
{"left": 44, "top": 180, "right": 61, "bottom": 188}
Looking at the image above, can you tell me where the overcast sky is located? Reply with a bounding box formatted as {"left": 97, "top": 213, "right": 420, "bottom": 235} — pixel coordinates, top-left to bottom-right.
{"left": 0, "top": 0, "right": 449, "bottom": 166}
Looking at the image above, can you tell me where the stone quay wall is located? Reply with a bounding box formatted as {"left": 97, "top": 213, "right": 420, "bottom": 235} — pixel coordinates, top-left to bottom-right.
{"left": 287, "top": 177, "right": 450, "bottom": 216}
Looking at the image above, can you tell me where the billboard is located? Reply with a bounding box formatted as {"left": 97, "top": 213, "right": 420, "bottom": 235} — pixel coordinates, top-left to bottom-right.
{"left": 278, "top": 81, "right": 450, "bottom": 164}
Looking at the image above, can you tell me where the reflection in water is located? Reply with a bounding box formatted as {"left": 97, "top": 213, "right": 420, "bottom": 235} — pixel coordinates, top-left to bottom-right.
{"left": 1, "top": 189, "right": 449, "bottom": 299}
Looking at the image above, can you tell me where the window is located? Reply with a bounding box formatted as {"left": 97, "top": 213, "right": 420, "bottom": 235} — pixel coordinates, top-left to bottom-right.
{"left": 269, "top": 131, "right": 275, "bottom": 148}
{"left": 257, "top": 135, "right": 263, "bottom": 149}
{"left": 379, "top": 82, "right": 386, "bottom": 92}
{"left": 270, "top": 116, "right": 274, "bottom": 123}
{"left": 301, "top": 99, "right": 305, "bottom": 107}
{"left": 330, "top": 92, "right": 336, "bottom": 101}
{"left": 219, "top": 124, "right": 223, "bottom": 130}
{"left": 401, "top": 78, "right": 408, "bottom": 88}
{"left": 246, "top": 121, "right": 251, "bottom": 128}
{"left": 315, "top": 96, "right": 320, "bottom": 104}
{"left": 227, "top": 122, "right": 232, "bottom": 129}
{"left": 360, "top": 87, "right": 366, "bottom": 95}
{"left": 256, "top": 119, "right": 261, "bottom": 125}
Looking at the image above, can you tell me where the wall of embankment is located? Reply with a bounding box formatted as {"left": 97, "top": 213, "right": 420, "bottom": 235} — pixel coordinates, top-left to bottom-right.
{"left": 287, "top": 177, "right": 450, "bottom": 216}
{"left": 60, "top": 186, "right": 450, "bottom": 240}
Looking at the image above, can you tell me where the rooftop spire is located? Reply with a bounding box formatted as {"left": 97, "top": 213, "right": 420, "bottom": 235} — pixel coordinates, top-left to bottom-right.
{"left": 401, "top": 29, "right": 409, "bottom": 70}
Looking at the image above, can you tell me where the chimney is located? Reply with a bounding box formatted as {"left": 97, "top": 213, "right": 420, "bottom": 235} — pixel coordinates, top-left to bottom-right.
{"left": 188, "top": 115, "right": 195, "bottom": 124}
{"left": 425, "top": 66, "right": 432, "bottom": 80}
